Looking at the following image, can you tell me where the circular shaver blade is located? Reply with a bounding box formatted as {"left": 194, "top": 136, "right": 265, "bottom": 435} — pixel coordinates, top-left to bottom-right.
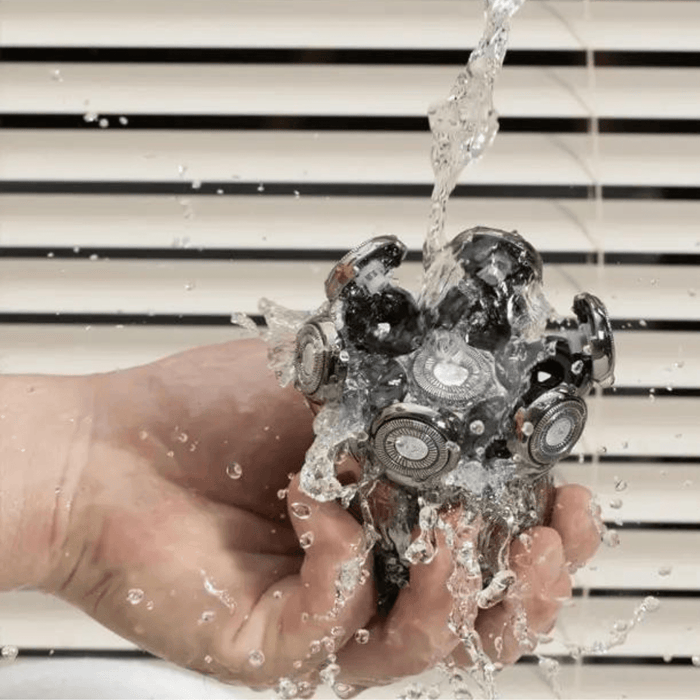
{"left": 411, "top": 331, "right": 496, "bottom": 408}
{"left": 510, "top": 387, "right": 587, "bottom": 470}
{"left": 324, "top": 235, "right": 407, "bottom": 301}
{"left": 573, "top": 292, "right": 616, "bottom": 388}
{"left": 370, "top": 404, "right": 460, "bottom": 488}
{"left": 293, "top": 321, "right": 344, "bottom": 399}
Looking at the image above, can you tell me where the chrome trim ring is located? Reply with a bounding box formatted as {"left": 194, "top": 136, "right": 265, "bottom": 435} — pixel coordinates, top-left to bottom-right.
{"left": 293, "top": 321, "right": 342, "bottom": 399}
{"left": 574, "top": 292, "right": 616, "bottom": 389}
{"left": 324, "top": 235, "right": 407, "bottom": 301}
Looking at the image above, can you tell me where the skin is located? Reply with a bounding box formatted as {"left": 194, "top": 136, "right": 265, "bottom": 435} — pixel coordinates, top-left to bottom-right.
{"left": 0, "top": 338, "right": 601, "bottom": 694}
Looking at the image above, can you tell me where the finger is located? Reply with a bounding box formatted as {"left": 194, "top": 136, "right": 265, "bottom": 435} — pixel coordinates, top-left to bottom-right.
{"left": 221, "top": 474, "right": 376, "bottom": 685}
{"left": 472, "top": 526, "right": 572, "bottom": 665}
{"left": 549, "top": 484, "right": 602, "bottom": 571}
{"left": 337, "top": 512, "right": 482, "bottom": 688}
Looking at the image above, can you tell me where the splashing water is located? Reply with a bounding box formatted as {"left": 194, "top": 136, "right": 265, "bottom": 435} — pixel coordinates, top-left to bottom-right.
{"left": 422, "top": 0, "right": 527, "bottom": 306}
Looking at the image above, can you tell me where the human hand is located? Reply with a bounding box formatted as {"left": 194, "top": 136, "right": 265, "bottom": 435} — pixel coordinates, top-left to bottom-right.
{"left": 28, "top": 338, "right": 601, "bottom": 694}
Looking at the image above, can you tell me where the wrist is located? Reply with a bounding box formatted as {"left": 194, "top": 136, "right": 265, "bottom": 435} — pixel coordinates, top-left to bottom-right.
{"left": 0, "top": 374, "right": 94, "bottom": 591}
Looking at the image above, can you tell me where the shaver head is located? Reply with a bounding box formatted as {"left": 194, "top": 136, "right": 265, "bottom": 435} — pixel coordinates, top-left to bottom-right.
{"left": 370, "top": 403, "right": 461, "bottom": 488}
{"left": 293, "top": 320, "right": 346, "bottom": 401}
{"left": 508, "top": 386, "right": 587, "bottom": 472}
{"left": 324, "top": 235, "right": 408, "bottom": 301}
{"left": 450, "top": 226, "right": 544, "bottom": 289}
{"left": 410, "top": 330, "right": 498, "bottom": 409}
{"left": 573, "top": 292, "right": 616, "bottom": 389}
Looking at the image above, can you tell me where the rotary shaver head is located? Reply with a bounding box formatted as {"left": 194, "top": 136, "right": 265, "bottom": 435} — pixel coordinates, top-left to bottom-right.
{"left": 509, "top": 386, "right": 588, "bottom": 473}
{"left": 293, "top": 231, "right": 613, "bottom": 493}
{"left": 325, "top": 235, "right": 407, "bottom": 301}
{"left": 450, "top": 226, "right": 544, "bottom": 290}
{"left": 369, "top": 403, "right": 461, "bottom": 488}
{"left": 573, "top": 292, "right": 616, "bottom": 389}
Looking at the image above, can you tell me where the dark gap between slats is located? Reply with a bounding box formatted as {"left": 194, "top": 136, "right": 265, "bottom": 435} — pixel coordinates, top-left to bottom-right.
{"left": 2, "top": 181, "right": 700, "bottom": 201}
{"left": 1, "top": 314, "right": 699, "bottom": 333}
{"left": 2, "top": 247, "right": 698, "bottom": 267}
{"left": 12, "top": 648, "right": 699, "bottom": 665}
{"left": 4, "top": 114, "right": 700, "bottom": 135}
{"left": 573, "top": 588, "right": 700, "bottom": 599}
{"left": 3, "top": 47, "right": 700, "bottom": 68}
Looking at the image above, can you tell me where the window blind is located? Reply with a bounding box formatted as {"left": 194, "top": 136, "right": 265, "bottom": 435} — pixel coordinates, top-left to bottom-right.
{"left": 1, "top": 1, "right": 699, "bottom": 698}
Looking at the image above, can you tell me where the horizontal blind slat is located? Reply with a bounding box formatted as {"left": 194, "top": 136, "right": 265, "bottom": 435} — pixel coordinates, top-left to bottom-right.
{"left": 2, "top": 195, "right": 700, "bottom": 256}
{"left": 1, "top": 1, "right": 698, "bottom": 52}
{"left": 4, "top": 63, "right": 700, "bottom": 121}
{"left": 1, "top": 658, "right": 699, "bottom": 700}
{"left": 0, "top": 260, "right": 697, "bottom": 321}
{"left": 3, "top": 131, "right": 700, "bottom": 188}
{"left": 1, "top": 326, "right": 697, "bottom": 391}
{"left": 2, "top": 591, "right": 697, "bottom": 658}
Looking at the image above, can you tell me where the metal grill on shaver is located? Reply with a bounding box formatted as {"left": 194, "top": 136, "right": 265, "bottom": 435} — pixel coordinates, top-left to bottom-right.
{"left": 528, "top": 396, "right": 587, "bottom": 465}
{"left": 294, "top": 322, "right": 337, "bottom": 398}
{"left": 411, "top": 337, "right": 493, "bottom": 408}
{"left": 371, "top": 406, "right": 459, "bottom": 484}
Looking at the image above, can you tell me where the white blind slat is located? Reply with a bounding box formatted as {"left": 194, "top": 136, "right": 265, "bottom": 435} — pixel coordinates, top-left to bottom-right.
{"left": 2, "top": 195, "right": 699, "bottom": 256}
{"left": 1, "top": 1, "right": 698, "bottom": 52}
{"left": 3, "top": 63, "right": 699, "bottom": 121}
{"left": 1, "top": 658, "right": 698, "bottom": 700}
{"left": 1, "top": 591, "right": 696, "bottom": 659}
{"left": 3, "top": 131, "right": 699, "bottom": 188}
{"left": 1, "top": 327, "right": 696, "bottom": 391}
{"left": 0, "top": 260, "right": 696, "bottom": 321}
{"left": 558, "top": 464, "right": 700, "bottom": 527}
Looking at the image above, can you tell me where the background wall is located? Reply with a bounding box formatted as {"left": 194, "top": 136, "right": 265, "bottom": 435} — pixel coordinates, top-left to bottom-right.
{"left": 0, "top": 1, "right": 699, "bottom": 697}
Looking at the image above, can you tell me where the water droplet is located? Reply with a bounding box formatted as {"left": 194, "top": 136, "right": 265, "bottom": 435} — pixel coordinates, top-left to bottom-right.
{"left": 184, "top": 281, "right": 195, "bottom": 291}
{"left": 1, "top": 645, "right": 18, "bottom": 661}
{"left": 139, "top": 430, "right": 149, "bottom": 441}
{"left": 119, "top": 116, "right": 129, "bottom": 126}
{"left": 334, "top": 683, "right": 355, "bottom": 699}
{"left": 309, "top": 640, "right": 321, "bottom": 654}
{"left": 216, "top": 188, "right": 224, "bottom": 195}
{"left": 177, "top": 164, "right": 188, "bottom": 178}
{"left": 257, "top": 183, "right": 265, "bottom": 192}
{"left": 83, "top": 111, "right": 98, "bottom": 123}
{"left": 293, "top": 190, "right": 300, "bottom": 199}
{"left": 355, "top": 628, "right": 370, "bottom": 644}
{"left": 642, "top": 596, "right": 661, "bottom": 613}
{"left": 603, "top": 529, "right": 620, "bottom": 548}
{"left": 98, "top": 118, "right": 109, "bottom": 128}
{"left": 469, "top": 419, "right": 485, "bottom": 435}
{"left": 639, "top": 319, "right": 648, "bottom": 328}
{"left": 50, "top": 68, "right": 63, "bottom": 82}
{"left": 191, "top": 180, "right": 202, "bottom": 189}
{"left": 571, "top": 359, "right": 583, "bottom": 374}
{"left": 692, "top": 655, "right": 700, "bottom": 667}
{"left": 522, "top": 421, "right": 534, "bottom": 436}
{"left": 330, "top": 625, "right": 345, "bottom": 638}
{"left": 291, "top": 502, "right": 312, "bottom": 519}
{"left": 614, "top": 478, "right": 628, "bottom": 491}
{"left": 226, "top": 462, "right": 243, "bottom": 479}
{"left": 127, "top": 588, "right": 144, "bottom": 605}
{"left": 199, "top": 610, "right": 215, "bottom": 624}
{"left": 176, "top": 432, "right": 188, "bottom": 443}
{"left": 277, "top": 488, "right": 289, "bottom": 500}
{"left": 204, "top": 654, "right": 212, "bottom": 664}
{"left": 658, "top": 566, "right": 672, "bottom": 577}
{"left": 323, "top": 636, "right": 336, "bottom": 653}
{"left": 609, "top": 498, "right": 623, "bottom": 509}
{"left": 248, "top": 649, "right": 265, "bottom": 667}
{"left": 299, "top": 531, "right": 314, "bottom": 549}
{"left": 272, "top": 590, "right": 283, "bottom": 599}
